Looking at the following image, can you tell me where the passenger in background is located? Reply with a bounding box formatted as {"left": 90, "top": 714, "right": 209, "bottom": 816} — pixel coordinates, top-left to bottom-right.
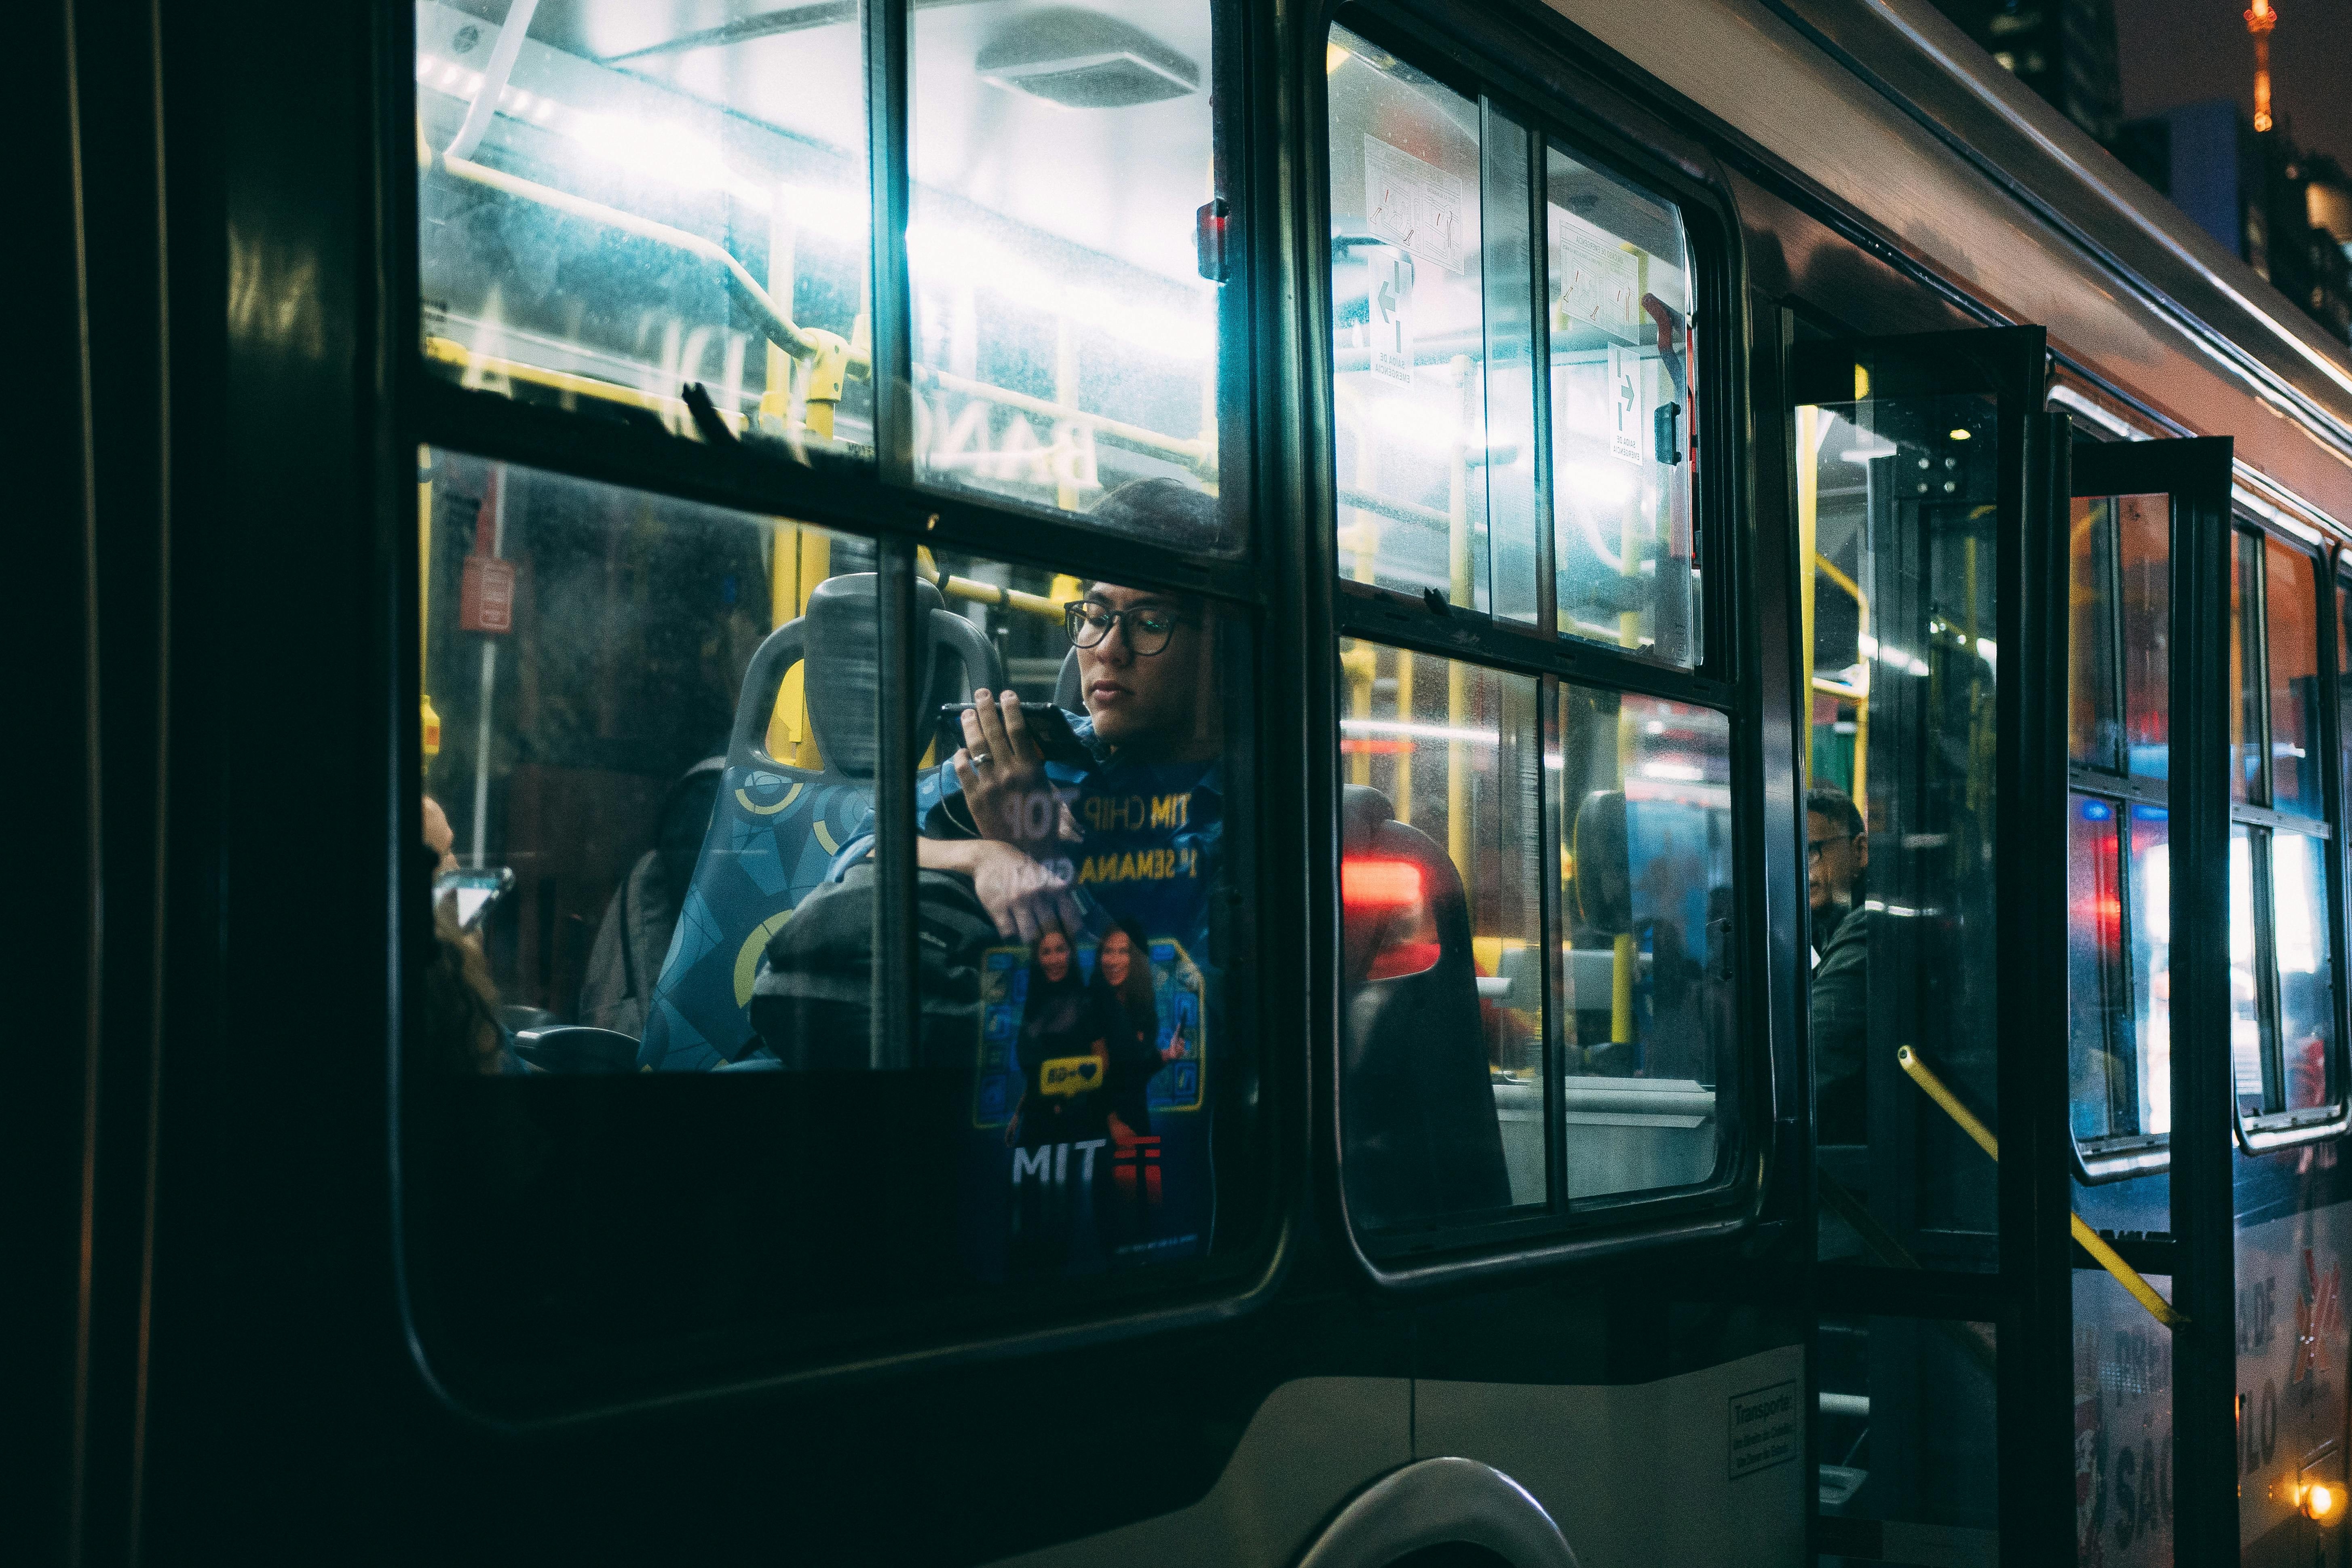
{"left": 419, "top": 796, "right": 512, "bottom": 1075}
{"left": 423, "top": 793, "right": 460, "bottom": 878}
{"left": 1808, "top": 785, "right": 1870, "bottom": 1144}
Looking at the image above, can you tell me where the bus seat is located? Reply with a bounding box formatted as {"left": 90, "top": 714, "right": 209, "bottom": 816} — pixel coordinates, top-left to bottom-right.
{"left": 1054, "top": 644, "right": 1081, "bottom": 711}
{"left": 635, "top": 573, "right": 1000, "bottom": 1071}
{"left": 1339, "top": 784, "right": 1514, "bottom": 1231}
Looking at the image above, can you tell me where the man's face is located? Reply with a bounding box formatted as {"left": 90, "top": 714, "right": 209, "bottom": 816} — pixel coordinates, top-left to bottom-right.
{"left": 1807, "top": 810, "right": 1865, "bottom": 912}
{"left": 1077, "top": 584, "right": 1208, "bottom": 756}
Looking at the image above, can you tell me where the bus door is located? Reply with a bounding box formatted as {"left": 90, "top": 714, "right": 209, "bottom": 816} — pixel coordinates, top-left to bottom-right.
{"left": 2062, "top": 434, "right": 2237, "bottom": 1568}
{"left": 1790, "top": 326, "right": 2077, "bottom": 1563}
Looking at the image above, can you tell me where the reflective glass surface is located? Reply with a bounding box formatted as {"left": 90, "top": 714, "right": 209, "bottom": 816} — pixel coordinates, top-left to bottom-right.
{"left": 2117, "top": 495, "right": 2170, "bottom": 780}
{"left": 1546, "top": 147, "right": 1699, "bottom": 665}
{"left": 1338, "top": 646, "right": 1544, "bottom": 1228}
{"left": 908, "top": 1, "right": 1236, "bottom": 547}
{"left": 2270, "top": 829, "right": 2336, "bottom": 1113}
{"left": 2067, "top": 795, "right": 2128, "bottom": 1141}
{"left": 2231, "top": 824, "right": 2263, "bottom": 1117}
{"left": 2263, "top": 536, "right": 2325, "bottom": 817}
{"left": 415, "top": 0, "right": 874, "bottom": 458}
{"left": 1557, "top": 687, "right": 1734, "bottom": 1197}
{"left": 2069, "top": 497, "right": 2119, "bottom": 771}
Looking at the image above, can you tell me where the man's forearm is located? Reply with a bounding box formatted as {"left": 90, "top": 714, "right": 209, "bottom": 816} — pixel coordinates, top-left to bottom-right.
{"left": 916, "top": 836, "right": 990, "bottom": 874}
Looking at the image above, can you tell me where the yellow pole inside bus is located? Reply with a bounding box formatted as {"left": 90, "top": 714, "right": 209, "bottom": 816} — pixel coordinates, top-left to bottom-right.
{"left": 1797, "top": 405, "right": 1819, "bottom": 788}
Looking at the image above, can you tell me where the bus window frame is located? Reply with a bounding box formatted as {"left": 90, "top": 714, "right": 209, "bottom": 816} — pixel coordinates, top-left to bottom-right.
{"left": 386, "top": 0, "right": 1307, "bottom": 1422}
{"left": 2230, "top": 520, "right": 2351, "bottom": 1154}
{"left": 1320, "top": 4, "right": 1772, "bottom": 1279}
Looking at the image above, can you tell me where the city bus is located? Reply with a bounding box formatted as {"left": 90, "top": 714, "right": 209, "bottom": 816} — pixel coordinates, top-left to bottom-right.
{"left": 24, "top": 0, "right": 2352, "bottom": 1562}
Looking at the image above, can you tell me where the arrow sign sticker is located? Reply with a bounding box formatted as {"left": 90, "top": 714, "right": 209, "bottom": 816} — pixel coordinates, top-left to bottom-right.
{"left": 1367, "top": 246, "right": 1415, "bottom": 387}
{"left": 1607, "top": 344, "right": 1643, "bottom": 464}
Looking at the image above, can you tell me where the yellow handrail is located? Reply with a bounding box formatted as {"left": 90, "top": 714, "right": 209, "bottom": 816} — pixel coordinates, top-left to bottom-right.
{"left": 1894, "top": 1045, "right": 2183, "bottom": 1328}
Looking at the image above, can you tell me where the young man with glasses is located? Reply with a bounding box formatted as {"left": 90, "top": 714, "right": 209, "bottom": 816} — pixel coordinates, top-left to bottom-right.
{"left": 1808, "top": 785, "right": 1869, "bottom": 1146}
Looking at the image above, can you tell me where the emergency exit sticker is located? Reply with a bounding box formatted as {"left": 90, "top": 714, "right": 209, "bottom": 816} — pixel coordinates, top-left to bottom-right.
{"left": 1365, "top": 246, "right": 1415, "bottom": 388}
{"left": 1607, "top": 345, "right": 1643, "bottom": 465}
{"left": 459, "top": 555, "right": 515, "bottom": 635}
{"left": 1728, "top": 1380, "right": 1799, "bottom": 1480}
{"left": 1364, "top": 136, "right": 1464, "bottom": 273}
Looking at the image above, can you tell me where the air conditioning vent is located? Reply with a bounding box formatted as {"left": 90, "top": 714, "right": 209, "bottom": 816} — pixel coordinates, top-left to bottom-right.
{"left": 975, "top": 8, "right": 1199, "bottom": 109}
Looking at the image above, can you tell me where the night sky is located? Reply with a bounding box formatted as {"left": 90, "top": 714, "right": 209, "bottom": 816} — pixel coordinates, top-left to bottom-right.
{"left": 2113, "top": 0, "right": 2352, "bottom": 169}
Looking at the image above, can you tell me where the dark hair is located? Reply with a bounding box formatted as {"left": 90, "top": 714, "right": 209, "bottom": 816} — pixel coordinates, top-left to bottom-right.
{"left": 1024, "top": 928, "right": 1084, "bottom": 998}
{"left": 1092, "top": 918, "right": 1158, "bottom": 1022}
{"left": 1806, "top": 785, "right": 1864, "bottom": 838}
{"left": 1087, "top": 477, "right": 1216, "bottom": 547}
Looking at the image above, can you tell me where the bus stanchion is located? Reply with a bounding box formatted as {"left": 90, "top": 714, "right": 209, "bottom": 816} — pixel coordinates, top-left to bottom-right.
{"left": 1894, "top": 1045, "right": 2184, "bottom": 1329}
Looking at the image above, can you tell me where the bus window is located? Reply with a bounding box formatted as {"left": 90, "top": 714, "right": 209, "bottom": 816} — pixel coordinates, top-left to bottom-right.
{"left": 414, "top": 1, "right": 874, "bottom": 459}
{"left": 2225, "top": 528, "right": 2341, "bottom": 1135}
{"left": 2064, "top": 492, "right": 2171, "bottom": 1162}
{"left": 1545, "top": 147, "right": 1699, "bottom": 667}
{"left": 1556, "top": 687, "right": 1734, "bottom": 1198}
{"left": 2263, "top": 536, "right": 2325, "bottom": 817}
{"left": 909, "top": 2, "right": 1238, "bottom": 548}
{"left": 1339, "top": 644, "right": 1543, "bottom": 1230}
{"left": 1327, "top": 31, "right": 1504, "bottom": 615}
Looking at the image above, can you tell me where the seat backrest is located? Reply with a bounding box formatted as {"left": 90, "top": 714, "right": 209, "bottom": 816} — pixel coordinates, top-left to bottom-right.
{"left": 1337, "top": 784, "right": 1512, "bottom": 1231}
{"left": 636, "top": 574, "right": 1001, "bottom": 1071}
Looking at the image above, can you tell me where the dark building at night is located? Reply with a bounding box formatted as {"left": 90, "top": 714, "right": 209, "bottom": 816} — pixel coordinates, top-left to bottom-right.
{"left": 2112, "top": 103, "right": 2352, "bottom": 347}
{"left": 1927, "top": 0, "right": 2123, "bottom": 142}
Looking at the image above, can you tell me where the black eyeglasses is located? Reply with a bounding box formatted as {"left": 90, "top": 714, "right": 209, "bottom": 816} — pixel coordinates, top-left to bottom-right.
{"left": 1066, "top": 601, "right": 1187, "bottom": 657}
{"left": 1807, "top": 834, "right": 1855, "bottom": 864}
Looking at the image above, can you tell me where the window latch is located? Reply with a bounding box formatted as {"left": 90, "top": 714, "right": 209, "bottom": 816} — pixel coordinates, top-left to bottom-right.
{"left": 1196, "top": 198, "right": 1230, "bottom": 283}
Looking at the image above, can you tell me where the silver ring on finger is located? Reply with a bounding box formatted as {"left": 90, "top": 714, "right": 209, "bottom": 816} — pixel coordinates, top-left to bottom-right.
{"left": 968, "top": 749, "right": 991, "bottom": 768}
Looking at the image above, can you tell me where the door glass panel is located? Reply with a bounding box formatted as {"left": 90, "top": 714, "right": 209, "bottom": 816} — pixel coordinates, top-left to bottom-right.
{"left": 1338, "top": 645, "right": 1544, "bottom": 1231}
{"left": 2231, "top": 824, "right": 2265, "bottom": 1117}
{"left": 1546, "top": 147, "right": 1699, "bottom": 667}
{"left": 2127, "top": 806, "right": 2173, "bottom": 1137}
{"left": 1556, "top": 687, "right": 1734, "bottom": 1198}
{"left": 414, "top": 0, "right": 874, "bottom": 458}
{"left": 1802, "top": 390, "right": 2002, "bottom": 1268}
{"left": 2269, "top": 829, "right": 2336, "bottom": 1113}
{"left": 2067, "top": 796, "right": 2129, "bottom": 1140}
{"left": 908, "top": 1, "right": 1236, "bottom": 547}
{"left": 2263, "top": 537, "right": 2325, "bottom": 817}
{"left": 2074, "top": 1270, "right": 2175, "bottom": 1567}
{"left": 1816, "top": 1315, "right": 1999, "bottom": 1549}
{"left": 1481, "top": 103, "right": 1541, "bottom": 627}
{"left": 2069, "top": 497, "right": 2120, "bottom": 771}
{"left": 1326, "top": 30, "right": 1496, "bottom": 612}
{"left": 2232, "top": 533, "right": 2260, "bottom": 802}
{"left": 2117, "top": 495, "right": 2171, "bottom": 779}
{"left": 2339, "top": 578, "right": 2351, "bottom": 824}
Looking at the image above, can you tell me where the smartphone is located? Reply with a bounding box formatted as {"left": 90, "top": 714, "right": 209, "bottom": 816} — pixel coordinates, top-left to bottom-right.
{"left": 940, "top": 701, "right": 1094, "bottom": 767}
{"left": 434, "top": 865, "right": 515, "bottom": 931}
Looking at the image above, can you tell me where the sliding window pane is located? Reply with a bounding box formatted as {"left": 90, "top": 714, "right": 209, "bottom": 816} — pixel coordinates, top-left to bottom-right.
{"left": 2232, "top": 534, "right": 2260, "bottom": 802}
{"left": 2263, "top": 538, "right": 2325, "bottom": 817}
{"left": 1339, "top": 647, "right": 1544, "bottom": 1228}
{"left": 414, "top": 0, "right": 873, "bottom": 457}
{"left": 1327, "top": 31, "right": 1497, "bottom": 610}
{"left": 2067, "top": 796, "right": 2129, "bottom": 1140}
{"left": 2231, "top": 825, "right": 2265, "bottom": 1117}
{"left": 1557, "top": 687, "right": 1733, "bottom": 1197}
{"left": 910, "top": 1, "right": 1236, "bottom": 548}
{"left": 2271, "top": 830, "right": 2337, "bottom": 1112}
{"left": 2068, "top": 498, "right": 2120, "bottom": 771}
{"left": 1548, "top": 148, "right": 1698, "bottom": 666}
{"left": 2118, "top": 494, "right": 2170, "bottom": 780}
{"left": 2127, "top": 806, "right": 2173, "bottom": 1136}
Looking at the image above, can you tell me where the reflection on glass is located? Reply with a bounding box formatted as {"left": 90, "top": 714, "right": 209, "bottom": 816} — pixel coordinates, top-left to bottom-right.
{"left": 2231, "top": 534, "right": 2259, "bottom": 802}
{"left": 1817, "top": 1315, "right": 1997, "bottom": 1536}
{"left": 2067, "top": 796, "right": 2127, "bottom": 1140}
{"left": 2072, "top": 1270, "right": 2175, "bottom": 1565}
{"left": 1557, "top": 686, "right": 1733, "bottom": 1197}
{"left": 412, "top": 450, "right": 874, "bottom": 1073}
{"left": 2271, "top": 830, "right": 2336, "bottom": 1112}
{"left": 1327, "top": 30, "right": 1499, "bottom": 613}
{"left": 414, "top": 0, "right": 874, "bottom": 456}
{"left": 2128, "top": 808, "right": 2172, "bottom": 1136}
{"left": 1548, "top": 147, "right": 1699, "bottom": 666}
{"left": 1339, "top": 646, "right": 1544, "bottom": 1226}
{"left": 2069, "top": 498, "right": 2119, "bottom": 771}
{"left": 2263, "top": 537, "right": 2324, "bottom": 817}
{"left": 2341, "top": 580, "right": 2352, "bottom": 829}
{"left": 1803, "top": 390, "right": 2002, "bottom": 1266}
{"left": 2117, "top": 495, "right": 2170, "bottom": 779}
{"left": 909, "top": 2, "right": 1233, "bottom": 547}
{"left": 2230, "top": 825, "right": 2264, "bottom": 1116}
{"left": 874, "top": 545, "right": 1248, "bottom": 1279}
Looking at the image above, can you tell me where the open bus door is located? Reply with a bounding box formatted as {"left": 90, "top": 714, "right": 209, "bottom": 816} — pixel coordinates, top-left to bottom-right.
{"left": 2061, "top": 435, "right": 2237, "bottom": 1568}
{"left": 1790, "top": 325, "right": 2077, "bottom": 1562}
